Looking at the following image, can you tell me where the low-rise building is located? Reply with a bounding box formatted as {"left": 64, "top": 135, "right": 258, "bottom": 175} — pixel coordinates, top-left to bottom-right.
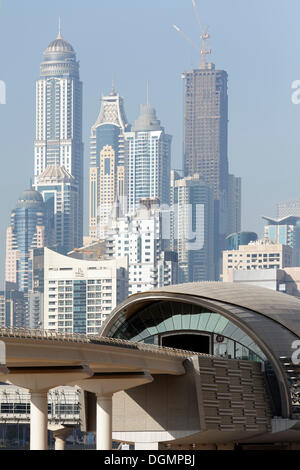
{"left": 32, "top": 247, "right": 128, "bottom": 335}
{"left": 228, "top": 266, "right": 300, "bottom": 298}
{"left": 222, "top": 239, "right": 293, "bottom": 282}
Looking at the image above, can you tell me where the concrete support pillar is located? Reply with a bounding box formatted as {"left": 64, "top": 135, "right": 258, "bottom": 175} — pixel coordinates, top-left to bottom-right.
{"left": 30, "top": 392, "right": 48, "bottom": 450}
{"left": 49, "top": 425, "right": 73, "bottom": 451}
{"left": 5, "top": 366, "right": 93, "bottom": 451}
{"left": 77, "top": 372, "right": 153, "bottom": 452}
{"left": 96, "top": 394, "right": 113, "bottom": 450}
{"left": 54, "top": 435, "right": 65, "bottom": 451}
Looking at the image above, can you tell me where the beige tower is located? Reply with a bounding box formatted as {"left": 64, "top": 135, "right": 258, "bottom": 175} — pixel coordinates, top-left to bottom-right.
{"left": 89, "top": 87, "right": 130, "bottom": 240}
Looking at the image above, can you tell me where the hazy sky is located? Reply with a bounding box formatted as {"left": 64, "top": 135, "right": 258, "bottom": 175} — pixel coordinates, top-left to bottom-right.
{"left": 0, "top": 0, "right": 300, "bottom": 286}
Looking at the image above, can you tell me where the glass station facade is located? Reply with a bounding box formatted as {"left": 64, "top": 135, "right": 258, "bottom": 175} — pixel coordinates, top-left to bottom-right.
{"left": 107, "top": 300, "right": 267, "bottom": 362}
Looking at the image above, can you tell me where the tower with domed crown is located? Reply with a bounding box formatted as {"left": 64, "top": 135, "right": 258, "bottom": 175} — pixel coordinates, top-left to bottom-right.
{"left": 34, "top": 23, "right": 83, "bottom": 250}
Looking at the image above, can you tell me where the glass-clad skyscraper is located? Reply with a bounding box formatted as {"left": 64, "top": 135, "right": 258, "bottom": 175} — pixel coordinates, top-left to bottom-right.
{"left": 5, "top": 190, "right": 47, "bottom": 325}
{"left": 34, "top": 165, "right": 79, "bottom": 253}
{"left": 89, "top": 88, "right": 130, "bottom": 239}
{"left": 125, "top": 103, "right": 172, "bottom": 215}
{"left": 170, "top": 171, "right": 215, "bottom": 282}
{"left": 34, "top": 27, "right": 83, "bottom": 249}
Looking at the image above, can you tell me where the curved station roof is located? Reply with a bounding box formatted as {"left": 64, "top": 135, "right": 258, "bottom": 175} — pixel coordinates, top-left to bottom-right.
{"left": 102, "top": 282, "right": 300, "bottom": 420}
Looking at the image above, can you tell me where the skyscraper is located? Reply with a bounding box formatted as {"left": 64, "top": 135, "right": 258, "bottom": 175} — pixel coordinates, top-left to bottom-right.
{"left": 227, "top": 174, "right": 242, "bottom": 235}
{"left": 170, "top": 171, "right": 215, "bottom": 282}
{"left": 5, "top": 189, "right": 47, "bottom": 325}
{"left": 182, "top": 61, "right": 228, "bottom": 202}
{"left": 125, "top": 102, "right": 172, "bottom": 215}
{"left": 89, "top": 88, "right": 130, "bottom": 239}
{"left": 181, "top": 33, "right": 240, "bottom": 268}
{"left": 34, "top": 166, "right": 79, "bottom": 253}
{"left": 34, "top": 25, "right": 83, "bottom": 248}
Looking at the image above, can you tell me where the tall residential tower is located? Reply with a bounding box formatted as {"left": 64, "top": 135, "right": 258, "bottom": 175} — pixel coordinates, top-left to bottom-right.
{"left": 125, "top": 102, "right": 172, "bottom": 215}
{"left": 89, "top": 88, "right": 130, "bottom": 239}
{"left": 34, "top": 26, "right": 83, "bottom": 249}
{"left": 170, "top": 171, "right": 215, "bottom": 282}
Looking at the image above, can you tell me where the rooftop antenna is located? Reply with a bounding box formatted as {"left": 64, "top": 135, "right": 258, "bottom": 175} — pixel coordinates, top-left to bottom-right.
{"left": 111, "top": 74, "right": 116, "bottom": 95}
{"left": 58, "top": 17, "right": 62, "bottom": 39}
{"left": 173, "top": 0, "right": 211, "bottom": 68}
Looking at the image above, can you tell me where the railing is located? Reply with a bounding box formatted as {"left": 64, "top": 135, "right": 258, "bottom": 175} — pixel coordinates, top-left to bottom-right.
{"left": 0, "top": 327, "right": 214, "bottom": 359}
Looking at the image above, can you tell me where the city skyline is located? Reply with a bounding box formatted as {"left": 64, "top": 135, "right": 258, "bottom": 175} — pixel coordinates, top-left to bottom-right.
{"left": 1, "top": 0, "right": 300, "bottom": 286}
{"left": 3, "top": 2, "right": 300, "bottom": 452}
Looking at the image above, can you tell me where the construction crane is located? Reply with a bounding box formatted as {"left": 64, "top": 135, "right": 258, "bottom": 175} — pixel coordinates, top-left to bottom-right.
{"left": 173, "top": 0, "right": 211, "bottom": 67}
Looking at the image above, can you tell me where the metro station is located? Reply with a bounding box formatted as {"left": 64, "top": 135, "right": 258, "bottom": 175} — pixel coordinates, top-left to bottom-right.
{"left": 1, "top": 282, "right": 300, "bottom": 450}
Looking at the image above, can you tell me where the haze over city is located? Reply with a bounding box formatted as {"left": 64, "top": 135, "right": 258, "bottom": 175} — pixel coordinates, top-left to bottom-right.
{"left": 1, "top": 0, "right": 300, "bottom": 287}
{"left": 3, "top": 0, "right": 300, "bottom": 453}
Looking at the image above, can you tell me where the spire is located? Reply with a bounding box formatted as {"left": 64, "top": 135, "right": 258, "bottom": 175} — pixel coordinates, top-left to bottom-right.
{"left": 110, "top": 74, "right": 116, "bottom": 96}
{"left": 57, "top": 17, "right": 62, "bottom": 39}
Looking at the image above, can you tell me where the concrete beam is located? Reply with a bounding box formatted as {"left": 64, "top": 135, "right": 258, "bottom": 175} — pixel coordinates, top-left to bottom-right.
{"left": 3, "top": 340, "right": 186, "bottom": 375}
{"left": 5, "top": 365, "right": 93, "bottom": 392}
{"left": 77, "top": 372, "right": 153, "bottom": 397}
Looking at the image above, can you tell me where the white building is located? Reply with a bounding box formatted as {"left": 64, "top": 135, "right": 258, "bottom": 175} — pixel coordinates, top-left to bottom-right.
{"left": 125, "top": 103, "right": 171, "bottom": 215}
{"left": 42, "top": 248, "right": 128, "bottom": 335}
{"left": 222, "top": 239, "right": 293, "bottom": 282}
{"left": 73, "top": 202, "right": 177, "bottom": 296}
{"left": 34, "top": 27, "right": 83, "bottom": 247}
{"left": 106, "top": 203, "right": 177, "bottom": 295}
{"left": 170, "top": 171, "right": 215, "bottom": 282}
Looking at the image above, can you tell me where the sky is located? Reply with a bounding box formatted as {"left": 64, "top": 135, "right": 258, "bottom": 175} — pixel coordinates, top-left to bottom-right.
{"left": 0, "top": 0, "right": 300, "bottom": 286}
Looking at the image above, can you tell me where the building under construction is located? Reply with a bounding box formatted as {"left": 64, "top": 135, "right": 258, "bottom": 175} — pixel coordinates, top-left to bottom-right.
{"left": 174, "top": 1, "right": 241, "bottom": 274}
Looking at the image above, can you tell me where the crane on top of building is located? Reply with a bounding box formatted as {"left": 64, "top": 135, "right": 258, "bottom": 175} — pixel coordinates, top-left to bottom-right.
{"left": 173, "top": 0, "right": 211, "bottom": 67}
